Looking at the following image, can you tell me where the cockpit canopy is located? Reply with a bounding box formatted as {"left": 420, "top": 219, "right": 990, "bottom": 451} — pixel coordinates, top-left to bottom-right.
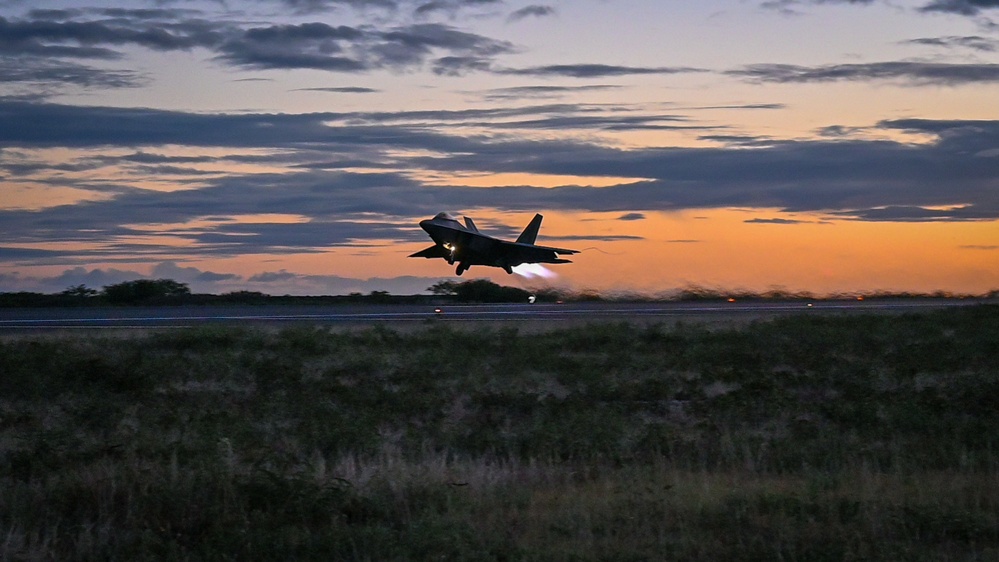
{"left": 433, "top": 212, "right": 460, "bottom": 221}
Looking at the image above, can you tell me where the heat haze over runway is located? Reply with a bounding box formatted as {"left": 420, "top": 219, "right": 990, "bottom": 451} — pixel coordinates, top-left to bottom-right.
{"left": 0, "top": 300, "right": 987, "bottom": 332}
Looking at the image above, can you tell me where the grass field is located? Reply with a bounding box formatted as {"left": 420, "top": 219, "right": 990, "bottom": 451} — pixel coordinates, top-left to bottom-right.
{"left": 2, "top": 306, "right": 998, "bottom": 560}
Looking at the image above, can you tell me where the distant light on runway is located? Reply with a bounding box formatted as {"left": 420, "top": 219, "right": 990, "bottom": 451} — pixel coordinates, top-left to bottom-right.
{"left": 512, "top": 263, "right": 557, "bottom": 279}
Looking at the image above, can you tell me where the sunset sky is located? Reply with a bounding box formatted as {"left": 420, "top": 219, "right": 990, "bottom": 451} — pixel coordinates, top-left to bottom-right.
{"left": 1, "top": 0, "right": 997, "bottom": 296}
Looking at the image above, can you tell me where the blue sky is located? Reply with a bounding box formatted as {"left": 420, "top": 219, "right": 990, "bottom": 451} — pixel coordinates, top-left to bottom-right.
{"left": 1, "top": 0, "right": 997, "bottom": 295}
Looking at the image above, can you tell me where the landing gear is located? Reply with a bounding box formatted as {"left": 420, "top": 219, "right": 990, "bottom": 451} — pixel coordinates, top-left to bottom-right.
{"left": 456, "top": 263, "right": 469, "bottom": 276}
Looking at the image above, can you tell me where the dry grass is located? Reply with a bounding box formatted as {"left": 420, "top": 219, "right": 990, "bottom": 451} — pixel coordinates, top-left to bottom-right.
{"left": 1, "top": 306, "right": 997, "bottom": 560}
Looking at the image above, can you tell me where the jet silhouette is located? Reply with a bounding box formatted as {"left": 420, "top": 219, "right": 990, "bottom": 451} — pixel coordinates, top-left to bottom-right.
{"left": 410, "top": 212, "right": 578, "bottom": 276}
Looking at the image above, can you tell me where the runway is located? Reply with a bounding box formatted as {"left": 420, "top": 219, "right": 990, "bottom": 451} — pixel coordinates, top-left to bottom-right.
{"left": 0, "top": 299, "right": 986, "bottom": 331}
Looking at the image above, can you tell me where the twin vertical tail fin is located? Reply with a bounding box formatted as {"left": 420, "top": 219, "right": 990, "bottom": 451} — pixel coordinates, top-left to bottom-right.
{"left": 516, "top": 213, "right": 543, "bottom": 245}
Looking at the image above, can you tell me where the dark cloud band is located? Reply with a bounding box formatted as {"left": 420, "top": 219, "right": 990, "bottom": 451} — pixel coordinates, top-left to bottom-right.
{"left": 1, "top": 101, "right": 997, "bottom": 267}
{"left": 728, "top": 61, "right": 999, "bottom": 85}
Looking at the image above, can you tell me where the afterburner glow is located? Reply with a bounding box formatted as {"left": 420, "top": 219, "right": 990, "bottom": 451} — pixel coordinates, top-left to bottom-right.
{"left": 512, "top": 263, "right": 557, "bottom": 279}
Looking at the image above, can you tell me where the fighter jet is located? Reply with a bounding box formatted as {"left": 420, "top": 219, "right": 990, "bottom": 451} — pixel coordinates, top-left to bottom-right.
{"left": 410, "top": 212, "right": 578, "bottom": 276}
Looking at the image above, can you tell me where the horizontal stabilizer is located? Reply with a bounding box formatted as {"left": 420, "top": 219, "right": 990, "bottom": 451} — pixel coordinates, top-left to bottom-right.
{"left": 409, "top": 245, "right": 450, "bottom": 259}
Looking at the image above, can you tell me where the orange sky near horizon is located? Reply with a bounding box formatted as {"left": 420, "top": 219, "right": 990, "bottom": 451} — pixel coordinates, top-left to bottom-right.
{"left": 402, "top": 209, "right": 999, "bottom": 296}
{"left": 9, "top": 207, "right": 993, "bottom": 297}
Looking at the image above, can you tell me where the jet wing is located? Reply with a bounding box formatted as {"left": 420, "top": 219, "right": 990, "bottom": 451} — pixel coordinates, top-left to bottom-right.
{"left": 496, "top": 241, "right": 577, "bottom": 265}
{"left": 409, "top": 245, "right": 451, "bottom": 259}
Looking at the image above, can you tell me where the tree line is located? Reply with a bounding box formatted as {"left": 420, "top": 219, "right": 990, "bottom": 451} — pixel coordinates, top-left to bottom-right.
{"left": 3, "top": 278, "right": 993, "bottom": 308}
{"left": 0, "top": 278, "right": 555, "bottom": 307}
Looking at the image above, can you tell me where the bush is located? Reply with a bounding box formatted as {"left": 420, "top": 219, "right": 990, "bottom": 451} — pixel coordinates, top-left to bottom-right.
{"left": 452, "top": 279, "right": 531, "bottom": 302}
{"left": 102, "top": 279, "right": 191, "bottom": 304}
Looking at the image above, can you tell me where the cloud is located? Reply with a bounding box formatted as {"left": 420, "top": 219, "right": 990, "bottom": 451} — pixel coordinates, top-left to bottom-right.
{"left": 0, "top": 100, "right": 462, "bottom": 149}
{"left": 727, "top": 61, "right": 999, "bottom": 85}
{"left": 249, "top": 270, "right": 300, "bottom": 283}
{"left": 698, "top": 134, "right": 777, "bottom": 147}
{"left": 217, "top": 23, "right": 368, "bottom": 72}
{"left": 0, "top": 13, "right": 223, "bottom": 56}
{"left": 763, "top": 0, "right": 999, "bottom": 18}
{"left": 761, "top": 0, "right": 876, "bottom": 16}
{"left": 216, "top": 22, "right": 515, "bottom": 73}
{"left": 744, "top": 217, "right": 809, "bottom": 224}
{"left": 379, "top": 22, "right": 513, "bottom": 59}
{"left": 498, "top": 64, "right": 706, "bottom": 78}
{"left": 0, "top": 174, "right": 431, "bottom": 256}
{"left": 480, "top": 113, "right": 700, "bottom": 132}
{"left": 0, "top": 9, "right": 518, "bottom": 89}
{"left": 480, "top": 84, "right": 621, "bottom": 100}
{"left": 919, "top": 0, "right": 999, "bottom": 16}
{"left": 0, "top": 266, "right": 145, "bottom": 294}
{"left": 903, "top": 35, "right": 999, "bottom": 51}
{"left": 0, "top": 7, "right": 729, "bottom": 89}
{"left": 197, "top": 271, "right": 242, "bottom": 282}
{"left": 687, "top": 103, "right": 787, "bottom": 111}
{"left": 0, "top": 58, "right": 145, "bottom": 90}
{"left": 0, "top": 12, "right": 219, "bottom": 91}
{"left": 2, "top": 102, "right": 998, "bottom": 269}
{"left": 617, "top": 213, "right": 646, "bottom": 221}
{"left": 414, "top": 118, "right": 999, "bottom": 220}
{"left": 431, "top": 55, "right": 494, "bottom": 75}
{"left": 414, "top": 0, "right": 503, "bottom": 18}
{"left": 0, "top": 247, "right": 69, "bottom": 260}
{"left": 152, "top": 261, "right": 240, "bottom": 284}
{"left": 829, "top": 205, "right": 996, "bottom": 222}
{"left": 259, "top": 0, "right": 504, "bottom": 17}
{"left": 0, "top": 263, "right": 447, "bottom": 295}
{"left": 293, "top": 86, "right": 380, "bottom": 93}
{"left": 278, "top": 0, "right": 399, "bottom": 15}
{"left": 548, "top": 234, "right": 645, "bottom": 242}
{"left": 0, "top": 99, "right": 710, "bottom": 149}
{"left": 507, "top": 5, "right": 555, "bottom": 22}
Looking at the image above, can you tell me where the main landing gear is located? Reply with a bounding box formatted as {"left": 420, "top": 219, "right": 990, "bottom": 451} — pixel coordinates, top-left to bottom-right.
{"left": 455, "top": 263, "right": 469, "bottom": 276}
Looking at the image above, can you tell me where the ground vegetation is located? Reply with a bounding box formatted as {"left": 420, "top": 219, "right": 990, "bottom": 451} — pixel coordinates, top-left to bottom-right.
{"left": 1, "top": 306, "right": 997, "bottom": 559}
